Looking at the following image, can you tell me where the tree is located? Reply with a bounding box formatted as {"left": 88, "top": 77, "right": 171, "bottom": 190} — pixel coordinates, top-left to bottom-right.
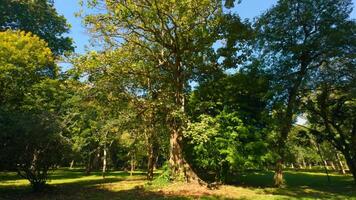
{"left": 0, "top": 110, "right": 68, "bottom": 191}
{"left": 0, "top": 31, "right": 55, "bottom": 109}
{"left": 255, "top": 0, "right": 355, "bottom": 186}
{"left": 0, "top": 0, "right": 73, "bottom": 55}
{"left": 184, "top": 111, "right": 271, "bottom": 183}
{"left": 0, "top": 31, "right": 69, "bottom": 191}
{"left": 82, "top": 0, "right": 227, "bottom": 182}
{"left": 186, "top": 64, "right": 273, "bottom": 183}
{"left": 303, "top": 82, "right": 356, "bottom": 183}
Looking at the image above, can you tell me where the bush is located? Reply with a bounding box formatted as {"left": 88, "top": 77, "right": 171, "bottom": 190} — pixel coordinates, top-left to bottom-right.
{"left": 184, "top": 111, "right": 271, "bottom": 183}
{"left": 0, "top": 111, "right": 69, "bottom": 191}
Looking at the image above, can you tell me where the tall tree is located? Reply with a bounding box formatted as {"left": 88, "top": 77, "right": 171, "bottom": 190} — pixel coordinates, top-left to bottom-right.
{"left": 0, "top": 0, "right": 73, "bottom": 55}
{"left": 255, "top": 0, "right": 355, "bottom": 186}
{"left": 82, "top": 0, "right": 226, "bottom": 182}
{"left": 303, "top": 75, "right": 356, "bottom": 182}
{"left": 0, "top": 31, "right": 69, "bottom": 191}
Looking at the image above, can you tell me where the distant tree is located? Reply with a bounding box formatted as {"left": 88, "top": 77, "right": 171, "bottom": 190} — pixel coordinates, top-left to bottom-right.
{"left": 0, "top": 0, "right": 73, "bottom": 55}
{"left": 255, "top": 0, "right": 355, "bottom": 186}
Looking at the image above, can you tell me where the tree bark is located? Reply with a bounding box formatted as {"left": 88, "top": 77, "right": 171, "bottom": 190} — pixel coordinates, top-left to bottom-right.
{"left": 168, "top": 58, "right": 201, "bottom": 183}
{"left": 85, "top": 154, "right": 92, "bottom": 175}
{"left": 147, "top": 142, "right": 155, "bottom": 180}
{"left": 102, "top": 145, "right": 107, "bottom": 179}
{"left": 302, "top": 158, "right": 306, "bottom": 169}
{"left": 274, "top": 160, "right": 284, "bottom": 186}
{"left": 169, "top": 127, "right": 185, "bottom": 180}
{"left": 273, "top": 55, "right": 309, "bottom": 187}
{"left": 317, "top": 143, "right": 330, "bottom": 182}
{"left": 336, "top": 153, "right": 346, "bottom": 174}
{"left": 343, "top": 152, "right": 356, "bottom": 184}
{"left": 70, "top": 160, "right": 75, "bottom": 169}
{"left": 330, "top": 161, "right": 336, "bottom": 171}
{"left": 130, "top": 152, "right": 135, "bottom": 176}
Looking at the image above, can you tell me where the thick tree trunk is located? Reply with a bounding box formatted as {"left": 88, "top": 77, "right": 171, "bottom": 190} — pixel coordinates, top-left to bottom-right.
{"left": 168, "top": 60, "right": 201, "bottom": 183}
{"left": 169, "top": 130, "right": 200, "bottom": 183}
{"left": 274, "top": 125, "right": 290, "bottom": 186}
{"left": 169, "top": 127, "right": 185, "bottom": 180}
{"left": 344, "top": 153, "right": 356, "bottom": 184}
{"left": 274, "top": 160, "right": 284, "bottom": 186}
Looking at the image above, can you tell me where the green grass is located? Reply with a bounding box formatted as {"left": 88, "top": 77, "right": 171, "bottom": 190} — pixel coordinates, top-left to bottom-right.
{"left": 0, "top": 169, "right": 355, "bottom": 200}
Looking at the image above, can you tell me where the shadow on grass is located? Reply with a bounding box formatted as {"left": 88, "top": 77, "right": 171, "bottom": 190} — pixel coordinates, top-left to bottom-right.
{"left": 234, "top": 170, "right": 356, "bottom": 199}
{"left": 0, "top": 177, "right": 191, "bottom": 200}
{"left": 1, "top": 169, "right": 355, "bottom": 200}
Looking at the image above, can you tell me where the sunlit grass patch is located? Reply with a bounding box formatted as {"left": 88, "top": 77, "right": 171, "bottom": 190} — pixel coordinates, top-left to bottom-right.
{"left": 0, "top": 169, "right": 355, "bottom": 200}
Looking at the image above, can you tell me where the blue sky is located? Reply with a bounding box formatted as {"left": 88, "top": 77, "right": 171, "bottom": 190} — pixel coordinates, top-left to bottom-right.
{"left": 54, "top": 0, "right": 356, "bottom": 54}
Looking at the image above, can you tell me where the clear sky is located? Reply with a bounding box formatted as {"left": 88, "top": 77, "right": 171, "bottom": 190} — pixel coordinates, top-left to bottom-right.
{"left": 54, "top": 0, "right": 356, "bottom": 54}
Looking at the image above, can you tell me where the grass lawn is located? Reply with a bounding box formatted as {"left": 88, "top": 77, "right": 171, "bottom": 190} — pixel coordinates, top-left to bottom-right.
{"left": 0, "top": 169, "right": 355, "bottom": 200}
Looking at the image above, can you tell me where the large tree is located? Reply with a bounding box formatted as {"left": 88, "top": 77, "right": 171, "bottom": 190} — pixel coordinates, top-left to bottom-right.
{"left": 0, "top": 0, "right": 73, "bottom": 55}
{"left": 255, "top": 0, "right": 355, "bottom": 186}
{"left": 302, "top": 58, "right": 356, "bottom": 182}
{"left": 0, "top": 31, "right": 69, "bottom": 191}
{"left": 82, "top": 0, "right": 228, "bottom": 182}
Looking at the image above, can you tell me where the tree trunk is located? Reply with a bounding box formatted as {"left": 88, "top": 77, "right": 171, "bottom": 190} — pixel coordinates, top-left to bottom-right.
{"left": 302, "top": 158, "right": 306, "bottom": 169}
{"left": 336, "top": 153, "right": 346, "bottom": 174}
{"left": 273, "top": 95, "right": 295, "bottom": 186}
{"left": 323, "top": 160, "right": 329, "bottom": 170}
{"left": 168, "top": 113, "right": 201, "bottom": 183}
{"left": 274, "top": 159, "right": 284, "bottom": 186}
{"left": 147, "top": 142, "right": 154, "bottom": 181}
{"left": 102, "top": 146, "right": 107, "bottom": 179}
{"left": 330, "top": 161, "right": 336, "bottom": 171}
{"left": 85, "top": 154, "right": 92, "bottom": 175}
{"left": 317, "top": 143, "right": 330, "bottom": 182}
{"left": 273, "top": 58, "right": 308, "bottom": 187}
{"left": 169, "top": 127, "right": 185, "bottom": 180}
{"left": 168, "top": 61, "right": 201, "bottom": 183}
{"left": 130, "top": 153, "right": 135, "bottom": 176}
{"left": 70, "top": 160, "right": 75, "bottom": 169}
{"left": 344, "top": 153, "right": 356, "bottom": 184}
{"left": 274, "top": 124, "right": 291, "bottom": 187}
